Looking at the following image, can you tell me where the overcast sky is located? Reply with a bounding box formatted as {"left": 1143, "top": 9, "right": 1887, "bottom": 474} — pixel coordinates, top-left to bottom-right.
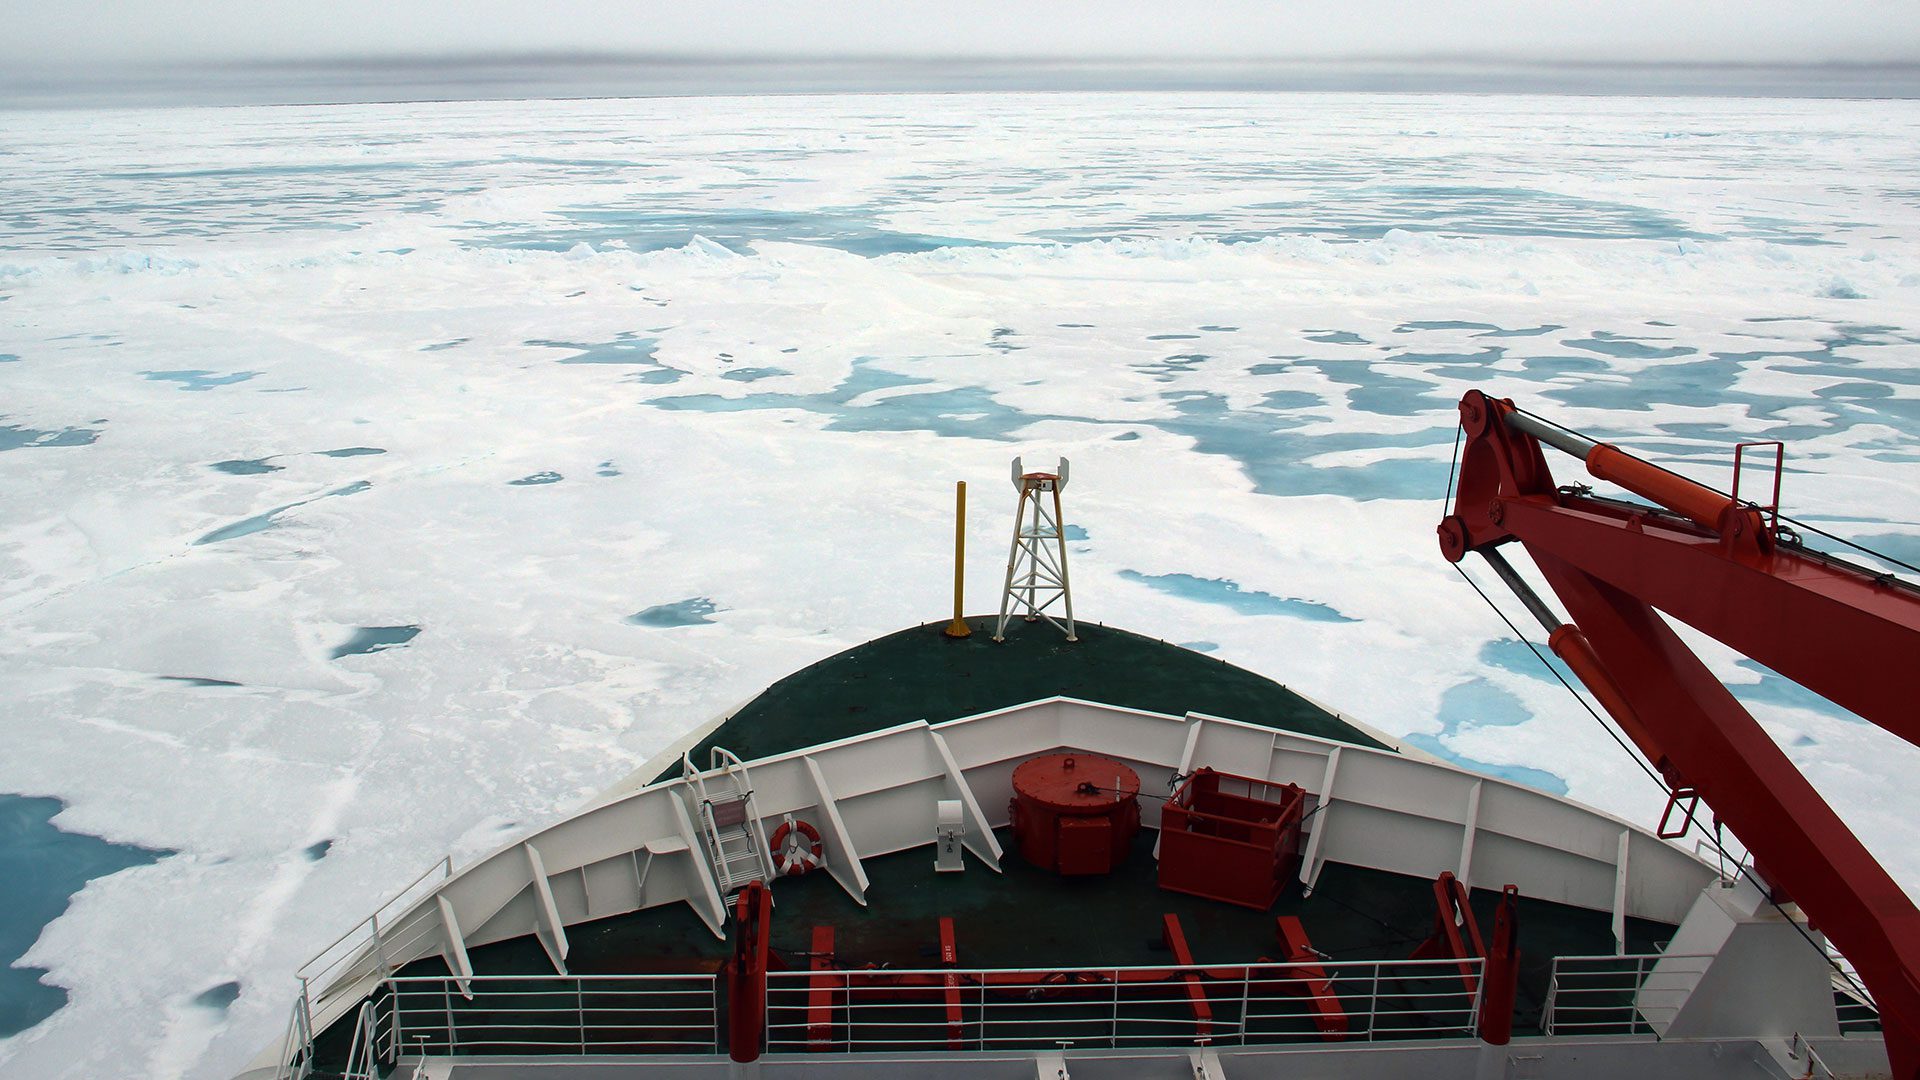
{"left": 4, "top": 0, "right": 1919, "bottom": 105}
{"left": 10, "top": 0, "right": 1920, "bottom": 66}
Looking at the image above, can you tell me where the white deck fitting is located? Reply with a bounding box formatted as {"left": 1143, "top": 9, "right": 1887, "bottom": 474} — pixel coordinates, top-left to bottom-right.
{"left": 290, "top": 695, "right": 1730, "bottom": 1046}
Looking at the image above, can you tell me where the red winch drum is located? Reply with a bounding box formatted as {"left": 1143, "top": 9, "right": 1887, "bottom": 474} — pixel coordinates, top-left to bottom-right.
{"left": 1009, "top": 752, "right": 1142, "bottom": 875}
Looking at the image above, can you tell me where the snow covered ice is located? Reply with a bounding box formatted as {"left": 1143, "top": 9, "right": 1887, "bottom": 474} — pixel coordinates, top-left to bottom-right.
{"left": 2, "top": 91, "right": 1919, "bottom": 1078}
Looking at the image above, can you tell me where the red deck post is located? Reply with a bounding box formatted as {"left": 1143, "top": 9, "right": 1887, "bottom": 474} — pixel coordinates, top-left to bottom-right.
{"left": 1273, "top": 915, "right": 1347, "bottom": 1039}
{"left": 1161, "top": 914, "right": 1213, "bottom": 1039}
{"left": 1409, "top": 872, "right": 1485, "bottom": 995}
{"left": 939, "top": 917, "right": 964, "bottom": 1050}
{"left": 727, "top": 882, "right": 771, "bottom": 1063}
{"left": 806, "top": 925, "right": 835, "bottom": 1051}
{"left": 1476, "top": 886, "right": 1522, "bottom": 1045}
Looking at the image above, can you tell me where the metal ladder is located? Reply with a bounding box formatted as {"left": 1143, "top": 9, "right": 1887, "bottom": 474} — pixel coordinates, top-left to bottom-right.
{"left": 684, "top": 746, "right": 776, "bottom": 895}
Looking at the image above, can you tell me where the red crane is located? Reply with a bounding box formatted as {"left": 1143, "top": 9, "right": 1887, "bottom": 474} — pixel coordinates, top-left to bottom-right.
{"left": 1438, "top": 389, "right": 1920, "bottom": 1078}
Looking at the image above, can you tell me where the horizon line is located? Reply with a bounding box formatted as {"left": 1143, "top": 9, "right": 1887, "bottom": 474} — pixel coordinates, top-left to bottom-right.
{"left": 15, "top": 51, "right": 1920, "bottom": 74}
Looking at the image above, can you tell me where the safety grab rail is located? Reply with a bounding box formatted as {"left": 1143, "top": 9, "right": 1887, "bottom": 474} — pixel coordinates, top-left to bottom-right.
{"left": 366, "top": 974, "right": 721, "bottom": 1061}
{"left": 1543, "top": 953, "right": 1714, "bottom": 1036}
{"left": 1829, "top": 950, "right": 1882, "bottom": 1035}
{"left": 342, "top": 1000, "right": 378, "bottom": 1080}
{"left": 296, "top": 855, "right": 453, "bottom": 996}
{"left": 765, "top": 956, "right": 1483, "bottom": 1052}
{"left": 272, "top": 992, "right": 314, "bottom": 1080}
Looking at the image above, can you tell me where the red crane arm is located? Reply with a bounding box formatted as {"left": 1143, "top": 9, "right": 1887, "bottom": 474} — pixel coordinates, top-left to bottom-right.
{"left": 1438, "top": 389, "right": 1920, "bottom": 1079}
{"left": 1494, "top": 495, "right": 1920, "bottom": 735}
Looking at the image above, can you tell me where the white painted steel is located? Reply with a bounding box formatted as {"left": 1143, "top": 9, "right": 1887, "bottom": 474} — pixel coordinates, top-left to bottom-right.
{"left": 523, "top": 843, "right": 569, "bottom": 975}
{"left": 1654, "top": 877, "right": 1843, "bottom": 1042}
{"left": 435, "top": 896, "right": 473, "bottom": 999}
{"left": 341, "top": 1001, "right": 378, "bottom": 1080}
{"left": 802, "top": 755, "right": 870, "bottom": 903}
{"left": 1613, "top": 830, "right": 1632, "bottom": 956}
{"left": 288, "top": 696, "right": 1726, "bottom": 1056}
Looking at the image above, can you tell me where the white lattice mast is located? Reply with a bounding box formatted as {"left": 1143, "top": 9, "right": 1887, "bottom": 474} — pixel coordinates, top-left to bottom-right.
{"left": 994, "top": 457, "right": 1077, "bottom": 642}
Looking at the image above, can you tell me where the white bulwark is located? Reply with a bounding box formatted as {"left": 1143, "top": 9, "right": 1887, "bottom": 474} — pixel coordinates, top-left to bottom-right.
{"left": 249, "top": 696, "right": 1887, "bottom": 1080}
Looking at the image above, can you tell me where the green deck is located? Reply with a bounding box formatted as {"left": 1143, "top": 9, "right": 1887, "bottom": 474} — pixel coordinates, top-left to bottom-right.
{"left": 668, "top": 615, "right": 1384, "bottom": 780}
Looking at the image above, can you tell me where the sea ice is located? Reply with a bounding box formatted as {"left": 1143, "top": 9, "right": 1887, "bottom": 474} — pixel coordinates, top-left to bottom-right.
{"left": 1, "top": 90, "right": 1918, "bottom": 1080}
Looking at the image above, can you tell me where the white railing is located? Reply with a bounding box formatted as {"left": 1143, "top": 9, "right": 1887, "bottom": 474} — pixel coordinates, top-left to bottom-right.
{"left": 368, "top": 974, "right": 720, "bottom": 1060}
{"left": 273, "top": 992, "right": 314, "bottom": 1080}
{"left": 765, "top": 957, "right": 1483, "bottom": 1052}
{"left": 296, "top": 855, "right": 454, "bottom": 1008}
{"left": 342, "top": 1001, "right": 378, "bottom": 1080}
{"left": 1543, "top": 953, "right": 1713, "bottom": 1036}
{"left": 1829, "top": 951, "right": 1881, "bottom": 1035}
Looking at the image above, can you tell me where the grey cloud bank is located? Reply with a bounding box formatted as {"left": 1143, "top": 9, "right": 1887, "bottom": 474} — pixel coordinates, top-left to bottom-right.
{"left": 9, "top": 0, "right": 1920, "bottom": 67}
{"left": 7, "top": 56, "right": 1920, "bottom": 109}
{"left": 4, "top": 0, "right": 1920, "bottom": 106}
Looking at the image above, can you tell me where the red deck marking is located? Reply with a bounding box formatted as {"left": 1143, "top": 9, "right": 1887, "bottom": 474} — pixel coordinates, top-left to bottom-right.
{"left": 1161, "top": 914, "right": 1213, "bottom": 1038}
{"left": 939, "top": 917, "right": 963, "bottom": 1049}
{"left": 1273, "top": 916, "right": 1347, "bottom": 1039}
{"left": 806, "top": 925, "right": 835, "bottom": 1051}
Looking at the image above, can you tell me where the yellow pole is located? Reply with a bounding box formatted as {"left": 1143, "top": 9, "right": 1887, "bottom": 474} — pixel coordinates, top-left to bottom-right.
{"left": 943, "top": 481, "right": 973, "bottom": 638}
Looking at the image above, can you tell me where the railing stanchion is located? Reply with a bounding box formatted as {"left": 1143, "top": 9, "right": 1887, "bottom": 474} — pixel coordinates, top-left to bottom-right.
{"left": 1542, "top": 966, "right": 1559, "bottom": 1036}
{"left": 1470, "top": 958, "right": 1484, "bottom": 1035}
{"left": 370, "top": 913, "right": 390, "bottom": 978}
{"left": 975, "top": 976, "right": 985, "bottom": 1050}
{"left": 1637, "top": 954, "right": 1649, "bottom": 1034}
{"left": 1368, "top": 963, "right": 1382, "bottom": 1041}
{"left": 1237, "top": 966, "right": 1252, "bottom": 1046}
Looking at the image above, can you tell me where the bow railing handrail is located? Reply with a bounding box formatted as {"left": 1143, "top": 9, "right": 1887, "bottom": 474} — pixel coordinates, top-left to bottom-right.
{"left": 297, "top": 855, "right": 453, "bottom": 981}
{"left": 294, "top": 853, "right": 454, "bottom": 1024}
{"left": 368, "top": 973, "right": 721, "bottom": 1062}
{"left": 766, "top": 955, "right": 1484, "bottom": 1052}
{"left": 1543, "top": 952, "right": 1716, "bottom": 1037}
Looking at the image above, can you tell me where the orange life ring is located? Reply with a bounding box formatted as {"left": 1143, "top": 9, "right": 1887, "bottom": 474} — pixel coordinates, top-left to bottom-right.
{"left": 770, "top": 818, "right": 824, "bottom": 876}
